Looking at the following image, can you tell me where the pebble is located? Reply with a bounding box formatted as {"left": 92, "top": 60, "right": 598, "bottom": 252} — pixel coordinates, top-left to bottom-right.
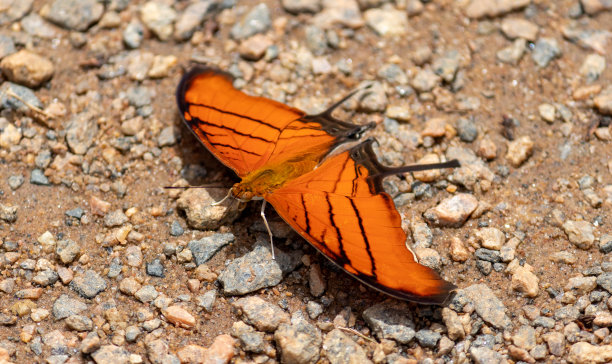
{"left": 0, "top": 0, "right": 33, "bottom": 25}
{"left": 568, "top": 342, "right": 612, "bottom": 364}
{"left": 282, "top": 0, "right": 321, "bottom": 13}
{"left": 218, "top": 245, "right": 283, "bottom": 295}
{"left": 501, "top": 18, "right": 538, "bottom": 41}
{"left": 21, "top": 13, "right": 58, "bottom": 39}
{"left": 231, "top": 3, "right": 271, "bottom": 40}
{"left": 231, "top": 321, "right": 265, "bottom": 353}
{"left": 597, "top": 273, "right": 612, "bottom": 293}
{"left": 412, "top": 154, "right": 441, "bottom": 183}
{"left": 561, "top": 25, "right": 611, "bottom": 55}
{"left": 563, "top": 220, "right": 595, "bottom": 250}
{"left": 594, "top": 87, "right": 612, "bottom": 115}
{"left": 7, "top": 174, "right": 24, "bottom": 190}
{"left": 566, "top": 276, "right": 598, "bottom": 295}
{"left": 177, "top": 188, "right": 242, "bottom": 230}
{"left": 308, "top": 264, "right": 326, "bottom": 297}
{"left": 146, "top": 259, "right": 165, "bottom": 278}
{"left": 91, "top": 344, "right": 130, "bottom": 364}
{"left": 232, "top": 296, "right": 289, "bottom": 332}
{"left": 475, "top": 227, "right": 505, "bottom": 250}
{"left": 464, "top": 0, "right": 530, "bottom": 18}
{"left": 581, "top": 0, "right": 612, "bottom": 14}
{"left": 538, "top": 103, "right": 556, "bottom": 123}
{"left": 174, "top": 0, "right": 215, "bottom": 41}
{"left": 65, "top": 315, "right": 93, "bottom": 331}
{"left": 415, "top": 329, "right": 441, "bottom": 348}
{"left": 363, "top": 302, "right": 415, "bottom": 344}
{"left": 543, "top": 332, "right": 565, "bottom": 357}
{"left": 52, "top": 294, "right": 87, "bottom": 319}
{"left": 312, "top": 0, "right": 364, "bottom": 29}
{"left": 469, "top": 346, "right": 506, "bottom": 364}
{"left": 463, "top": 284, "right": 512, "bottom": 329}
{"left": 0, "top": 203, "right": 17, "bottom": 223}
{"left": 580, "top": 54, "right": 606, "bottom": 83}
{"left": 188, "top": 233, "right": 234, "bottom": 265}
{"left": 424, "top": 193, "right": 478, "bottom": 227}
{"left": 532, "top": 38, "right": 562, "bottom": 68}
{"left": 378, "top": 64, "right": 408, "bottom": 85}
{"left": 450, "top": 237, "right": 470, "bottom": 262}
{"left": 497, "top": 38, "right": 526, "bottom": 64}
{"left": 29, "top": 169, "right": 49, "bottom": 186}
{"left": 506, "top": 136, "right": 533, "bottom": 167}
{"left": 447, "top": 146, "right": 496, "bottom": 190}
{"left": 123, "top": 20, "right": 144, "bottom": 49}
{"left": 140, "top": 1, "right": 177, "bottom": 41}
{"left": 457, "top": 117, "right": 478, "bottom": 142}
{"left": 410, "top": 220, "right": 432, "bottom": 248}
{"left": 508, "top": 260, "right": 540, "bottom": 297}
{"left": 65, "top": 111, "right": 99, "bottom": 155}
{"left": 104, "top": 209, "right": 128, "bottom": 227}
{"left": 195, "top": 290, "right": 216, "bottom": 313}
{"left": 56, "top": 239, "right": 80, "bottom": 264}
{"left": 411, "top": 68, "right": 440, "bottom": 93}
{"left": 323, "top": 329, "right": 373, "bottom": 364}
{"left": 421, "top": 117, "right": 447, "bottom": 138}
{"left": 0, "top": 123, "right": 21, "bottom": 150}
{"left": 432, "top": 50, "right": 460, "bottom": 83}
{"left": 33, "top": 270, "right": 58, "bottom": 286}
{"left": 40, "top": 0, "right": 103, "bottom": 31}
{"left": 364, "top": 7, "right": 408, "bottom": 37}
{"left": 239, "top": 34, "right": 273, "bottom": 61}
{"left": 162, "top": 305, "right": 196, "bottom": 329}
{"left": 274, "top": 317, "right": 322, "bottom": 364}
{"left": 600, "top": 234, "right": 612, "bottom": 254}
{"left": 70, "top": 270, "right": 107, "bottom": 298}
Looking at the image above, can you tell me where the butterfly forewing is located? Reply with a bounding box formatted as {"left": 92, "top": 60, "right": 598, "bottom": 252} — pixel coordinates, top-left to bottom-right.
{"left": 265, "top": 139, "right": 455, "bottom": 304}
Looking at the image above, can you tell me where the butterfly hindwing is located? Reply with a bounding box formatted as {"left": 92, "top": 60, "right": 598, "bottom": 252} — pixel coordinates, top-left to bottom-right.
{"left": 265, "top": 138, "right": 456, "bottom": 304}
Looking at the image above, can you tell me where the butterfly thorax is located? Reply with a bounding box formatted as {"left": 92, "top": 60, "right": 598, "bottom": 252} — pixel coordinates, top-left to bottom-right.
{"left": 231, "top": 147, "right": 330, "bottom": 201}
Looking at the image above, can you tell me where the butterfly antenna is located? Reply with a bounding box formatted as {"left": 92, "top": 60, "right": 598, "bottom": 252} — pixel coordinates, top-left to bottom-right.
{"left": 321, "top": 82, "right": 374, "bottom": 116}
{"left": 380, "top": 159, "right": 460, "bottom": 178}
{"left": 211, "top": 188, "right": 233, "bottom": 206}
{"left": 260, "top": 200, "right": 275, "bottom": 260}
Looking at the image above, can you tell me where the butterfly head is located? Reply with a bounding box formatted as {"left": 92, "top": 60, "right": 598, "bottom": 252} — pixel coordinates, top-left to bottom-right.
{"left": 231, "top": 183, "right": 259, "bottom": 202}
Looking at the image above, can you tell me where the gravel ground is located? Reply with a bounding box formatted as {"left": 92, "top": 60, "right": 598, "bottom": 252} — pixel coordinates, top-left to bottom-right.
{"left": 0, "top": 0, "right": 612, "bottom": 363}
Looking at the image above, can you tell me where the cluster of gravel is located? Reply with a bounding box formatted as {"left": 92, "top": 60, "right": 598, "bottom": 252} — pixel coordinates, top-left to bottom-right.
{"left": 0, "top": 0, "right": 611, "bottom": 363}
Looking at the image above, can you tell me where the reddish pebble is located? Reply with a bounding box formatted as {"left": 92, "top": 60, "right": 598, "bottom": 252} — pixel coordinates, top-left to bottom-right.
{"left": 90, "top": 196, "right": 111, "bottom": 216}
{"left": 162, "top": 306, "right": 196, "bottom": 328}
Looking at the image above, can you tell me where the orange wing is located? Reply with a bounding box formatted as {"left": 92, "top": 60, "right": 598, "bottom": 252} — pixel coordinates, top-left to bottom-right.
{"left": 177, "top": 66, "right": 374, "bottom": 176}
{"left": 265, "top": 138, "right": 456, "bottom": 304}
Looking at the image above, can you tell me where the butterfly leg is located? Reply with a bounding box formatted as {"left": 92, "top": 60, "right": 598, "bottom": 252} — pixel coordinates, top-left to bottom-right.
{"left": 260, "top": 200, "right": 275, "bottom": 259}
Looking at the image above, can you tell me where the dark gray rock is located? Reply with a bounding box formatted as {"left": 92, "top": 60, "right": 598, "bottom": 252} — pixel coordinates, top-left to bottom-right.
{"left": 218, "top": 245, "right": 283, "bottom": 295}
{"left": 0, "top": 82, "right": 42, "bottom": 112}
{"left": 30, "top": 169, "right": 49, "bottom": 186}
{"left": 532, "top": 37, "right": 561, "bottom": 68}
{"left": 146, "top": 259, "right": 165, "bottom": 278}
{"left": 188, "top": 233, "right": 235, "bottom": 265}
{"left": 230, "top": 3, "right": 271, "bottom": 40}
{"left": 415, "top": 329, "right": 441, "bottom": 348}
{"left": 363, "top": 302, "right": 415, "bottom": 344}
{"left": 70, "top": 270, "right": 107, "bottom": 298}
{"left": 52, "top": 294, "right": 87, "bottom": 319}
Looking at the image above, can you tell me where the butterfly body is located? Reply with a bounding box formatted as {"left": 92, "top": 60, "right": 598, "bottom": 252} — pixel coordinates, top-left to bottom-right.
{"left": 177, "top": 66, "right": 458, "bottom": 304}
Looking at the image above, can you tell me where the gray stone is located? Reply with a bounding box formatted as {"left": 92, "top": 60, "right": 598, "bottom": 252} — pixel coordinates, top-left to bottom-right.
{"left": 323, "top": 329, "right": 373, "bottom": 364}
{"left": 282, "top": 0, "right": 322, "bottom": 14}
{"left": 65, "top": 207, "right": 84, "bottom": 219}
{"left": 0, "top": 0, "right": 33, "bottom": 25}
{"left": 597, "top": 272, "right": 612, "bottom": 293}
{"left": 157, "top": 126, "right": 179, "bottom": 147}
{"left": 170, "top": 220, "right": 184, "bottom": 236}
{"left": 415, "top": 329, "right": 441, "bottom": 348}
{"left": 104, "top": 209, "right": 128, "bottom": 227}
{"left": 30, "top": 169, "right": 49, "bottom": 186}
{"left": 363, "top": 302, "right": 415, "bottom": 344}
{"left": 232, "top": 296, "right": 289, "bottom": 332}
{"left": 32, "top": 270, "right": 59, "bottom": 286}
{"left": 0, "top": 35, "right": 16, "bottom": 59}
{"left": 65, "top": 315, "right": 93, "bottom": 331}
{"left": 65, "top": 111, "right": 98, "bottom": 155}
{"left": 174, "top": 0, "right": 215, "bottom": 41}
{"left": 463, "top": 284, "right": 512, "bottom": 329}
{"left": 52, "top": 294, "right": 87, "bottom": 319}
{"left": 274, "top": 317, "right": 322, "bottom": 364}
{"left": 91, "top": 345, "right": 130, "bottom": 364}
{"left": 123, "top": 20, "right": 144, "bottom": 49}
{"left": 218, "top": 245, "right": 283, "bottom": 295}
{"left": 470, "top": 346, "right": 506, "bottom": 364}
{"left": 600, "top": 234, "right": 612, "bottom": 254}
{"left": 70, "top": 270, "right": 107, "bottom": 299}
{"left": 21, "top": 13, "right": 58, "bottom": 39}
{"left": 135, "top": 285, "right": 159, "bottom": 303}
{"left": 532, "top": 38, "right": 561, "bottom": 68}
{"left": 140, "top": 1, "right": 177, "bottom": 41}
{"left": 0, "top": 203, "right": 17, "bottom": 223}
{"left": 41, "top": 0, "right": 103, "bottom": 31}
{"left": 432, "top": 50, "right": 460, "bottom": 83}
{"left": 56, "top": 239, "right": 80, "bottom": 264}
{"left": 231, "top": 321, "right": 266, "bottom": 353}
{"left": 475, "top": 248, "right": 501, "bottom": 263}
{"left": 7, "top": 175, "right": 24, "bottom": 190}
{"left": 231, "top": 3, "right": 271, "bottom": 40}
{"left": 188, "top": 233, "right": 235, "bottom": 265}
{"left": 0, "top": 82, "right": 42, "bottom": 112}
{"left": 457, "top": 117, "right": 478, "bottom": 142}
{"left": 146, "top": 259, "right": 165, "bottom": 278}
{"left": 196, "top": 290, "right": 216, "bottom": 312}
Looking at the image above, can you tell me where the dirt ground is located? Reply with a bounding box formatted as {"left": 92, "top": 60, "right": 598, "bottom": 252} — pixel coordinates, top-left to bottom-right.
{"left": 0, "top": 0, "right": 611, "bottom": 363}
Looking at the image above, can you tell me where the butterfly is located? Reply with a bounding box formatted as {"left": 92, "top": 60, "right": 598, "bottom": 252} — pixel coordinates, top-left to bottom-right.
{"left": 176, "top": 66, "right": 458, "bottom": 304}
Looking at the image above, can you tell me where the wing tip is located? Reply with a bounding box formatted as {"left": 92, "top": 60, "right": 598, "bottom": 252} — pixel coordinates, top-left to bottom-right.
{"left": 176, "top": 65, "right": 234, "bottom": 114}
{"left": 378, "top": 279, "right": 457, "bottom": 305}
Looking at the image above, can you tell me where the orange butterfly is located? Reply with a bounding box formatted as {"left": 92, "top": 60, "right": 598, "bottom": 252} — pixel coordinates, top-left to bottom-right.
{"left": 177, "top": 66, "right": 458, "bottom": 304}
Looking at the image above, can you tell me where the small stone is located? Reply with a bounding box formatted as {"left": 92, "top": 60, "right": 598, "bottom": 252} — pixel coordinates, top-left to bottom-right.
{"left": 188, "top": 233, "right": 235, "bottom": 265}
{"left": 309, "top": 264, "right": 326, "bottom": 297}
{"left": 123, "top": 20, "right": 144, "bottom": 49}
{"left": 70, "top": 270, "right": 107, "bottom": 299}
{"left": 0, "top": 203, "right": 17, "bottom": 223}
{"left": 29, "top": 169, "right": 50, "bottom": 186}
{"left": 475, "top": 227, "right": 505, "bottom": 250}
{"left": 463, "top": 284, "right": 511, "bottom": 329}
{"left": 464, "top": 0, "right": 530, "bottom": 18}
{"left": 469, "top": 346, "right": 505, "bottom": 363}
{"left": 580, "top": 54, "right": 606, "bottom": 82}
{"left": 512, "top": 325, "right": 536, "bottom": 350}
{"left": 432, "top": 50, "right": 460, "bottom": 83}
{"left": 543, "top": 332, "right": 565, "bottom": 357}
{"left": 231, "top": 3, "right": 271, "bottom": 40}
{"left": 40, "top": 0, "right": 103, "bottom": 31}
{"left": 597, "top": 272, "right": 612, "bottom": 294}
{"left": 424, "top": 193, "right": 478, "bottom": 227}
{"left": 364, "top": 7, "right": 408, "bottom": 37}
{"left": 140, "top": 1, "right": 177, "bottom": 41}
{"left": 1, "top": 49, "right": 54, "bottom": 89}
{"left": 119, "top": 278, "right": 141, "bottom": 296}
{"left": 566, "top": 276, "right": 597, "bottom": 295}
{"left": 363, "top": 302, "right": 415, "bottom": 344}
{"left": 497, "top": 38, "right": 526, "bottom": 64}
{"left": 501, "top": 18, "right": 538, "bottom": 41}
{"left": 282, "top": 0, "right": 322, "bottom": 13}
{"left": 231, "top": 321, "right": 265, "bottom": 353}
{"left": 65, "top": 315, "right": 93, "bottom": 331}
{"left": 563, "top": 220, "right": 595, "bottom": 250}
{"left": 538, "top": 103, "right": 556, "bottom": 123}
{"left": 450, "top": 237, "right": 470, "bottom": 262}
{"left": 91, "top": 344, "right": 130, "bottom": 364}
{"left": 7, "top": 174, "right": 24, "bottom": 190}
{"left": 162, "top": 305, "right": 196, "bottom": 329}
{"left": 581, "top": 0, "right": 612, "bottom": 15}
{"left": 65, "top": 111, "right": 98, "bottom": 155}
{"left": 600, "top": 234, "right": 612, "bottom": 254}
{"left": 146, "top": 259, "right": 165, "bottom": 278}
{"left": 274, "top": 318, "right": 322, "bottom": 364}
{"left": 415, "top": 329, "right": 441, "bottom": 348}
{"left": 312, "top": 0, "right": 364, "bottom": 29}
{"left": 457, "top": 117, "right": 478, "bottom": 142}
{"left": 323, "top": 329, "right": 372, "bottom": 364}
{"left": 218, "top": 245, "right": 283, "bottom": 295}
{"left": 411, "top": 68, "right": 440, "bottom": 93}
{"left": 104, "top": 209, "right": 128, "bottom": 228}
{"left": 232, "top": 296, "right": 289, "bottom": 332}
{"left": 594, "top": 87, "right": 612, "bottom": 115}
{"left": 52, "top": 294, "right": 87, "bottom": 319}
{"left": 307, "top": 301, "right": 323, "bottom": 319}
{"left": 148, "top": 55, "right": 177, "bottom": 79}
{"left": 442, "top": 308, "right": 465, "bottom": 340}
{"left": 174, "top": 0, "right": 215, "bottom": 41}
{"left": 135, "top": 285, "right": 159, "bottom": 303}
{"left": 158, "top": 126, "right": 179, "bottom": 147}
{"left": 532, "top": 37, "right": 562, "bottom": 68}
{"left": 508, "top": 260, "right": 539, "bottom": 297}
{"left": 196, "top": 290, "right": 216, "bottom": 312}
{"left": 0, "top": 82, "right": 42, "bottom": 112}
{"left": 568, "top": 342, "right": 612, "bottom": 364}
{"left": 412, "top": 154, "right": 441, "bottom": 182}
{"left": 32, "top": 270, "right": 59, "bottom": 287}
{"left": 239, "top": 34, "right": 273, "bottom": 61}
{"left": 506, "top": 136, "right": 533, "bottom": 167}
{"left": 56, "top": 239, "right": 80, "bottom": 264}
